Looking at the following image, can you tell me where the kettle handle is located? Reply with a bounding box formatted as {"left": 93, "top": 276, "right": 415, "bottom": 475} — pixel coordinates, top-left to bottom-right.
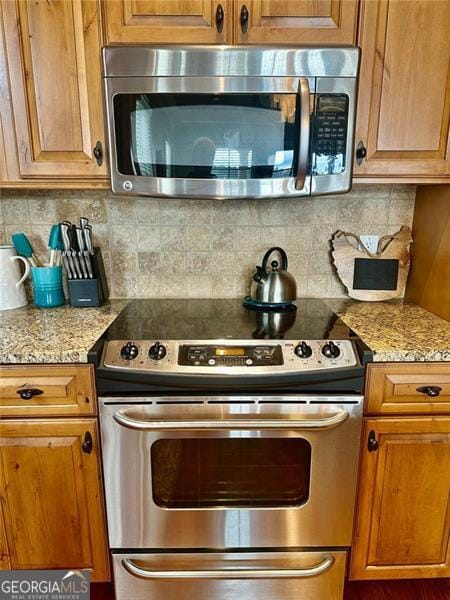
{"left": 261, "top": 247, "right": 288, "bottom": 272}
{"left": 11, "top": 255, "right": 31, "bottom": 287}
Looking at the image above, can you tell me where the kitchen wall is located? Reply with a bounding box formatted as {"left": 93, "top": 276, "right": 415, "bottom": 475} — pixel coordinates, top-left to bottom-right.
{"left": 0, "top": 186, "right": 416, "bottom": 298}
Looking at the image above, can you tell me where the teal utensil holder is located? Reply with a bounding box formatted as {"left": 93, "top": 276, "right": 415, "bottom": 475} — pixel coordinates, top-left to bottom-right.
{"left": 31, "top": 266, "right": 65, "bottom": 308}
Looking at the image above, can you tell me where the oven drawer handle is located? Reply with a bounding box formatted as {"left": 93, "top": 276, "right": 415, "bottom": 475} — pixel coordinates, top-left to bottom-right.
{"left": 112, "top": 410, "right": 349, "bottom": 431}
{"left": 122, "top": 554, "right": 335, "bottom": 580}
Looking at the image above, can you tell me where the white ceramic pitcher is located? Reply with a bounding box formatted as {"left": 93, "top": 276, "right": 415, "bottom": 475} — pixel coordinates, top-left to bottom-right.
{"left": 0, "top": 245, "right": 30, "bottom": 310}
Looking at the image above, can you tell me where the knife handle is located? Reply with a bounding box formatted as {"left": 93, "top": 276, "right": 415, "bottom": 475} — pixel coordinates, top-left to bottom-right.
{"left": 60, "top": 223, "right": 71, "bottom": 252}
{"left": 72, "top": 251, "right": 83, "bottom": 279}
{"left": 75, "top": 227, "right": 85, "bottom": 252}
{"left": 83, "top": 224, "right": 94, "bottom": 255}
{"left": 84, "top": 251, "right": 94, "bottom": 279}
{"left": 62, "top": 252, "right": 73, "bottom": 279}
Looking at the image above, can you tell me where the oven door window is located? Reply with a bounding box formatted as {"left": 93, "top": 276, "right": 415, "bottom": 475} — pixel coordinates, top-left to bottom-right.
{"left": 151, "top": 438, "right": 311, "bottom": 508}
{"left": 113, "top": 94, "right": 299, "bottom": 180}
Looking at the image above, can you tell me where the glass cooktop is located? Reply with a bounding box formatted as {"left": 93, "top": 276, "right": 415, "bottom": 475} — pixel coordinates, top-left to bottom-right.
{"left": 104, "top": 298, "right": 357, "bottom": 342}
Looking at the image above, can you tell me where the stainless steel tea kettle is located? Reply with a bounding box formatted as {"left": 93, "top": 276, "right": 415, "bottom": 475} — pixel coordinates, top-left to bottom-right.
{"left": 250, "top": 247, "right": 297, "bottom": 305}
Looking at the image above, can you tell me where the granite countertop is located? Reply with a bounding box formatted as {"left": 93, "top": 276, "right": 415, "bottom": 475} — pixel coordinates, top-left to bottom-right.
{"left": 1, "top": 297, "right": 448, "bottom": 365}
{"left": 0, "top": 300, "right": 127, "bottom": 364}
{"left": 326, "top": 299, "right": 450, "bottom": 362}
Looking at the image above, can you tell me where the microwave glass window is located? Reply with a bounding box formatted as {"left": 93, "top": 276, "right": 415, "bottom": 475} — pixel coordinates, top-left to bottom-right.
{"left": 151, "top": 437, "right": 311, "bottom": 508}
{"left": 114, "top": 94, "right": 300, "bottom": 179}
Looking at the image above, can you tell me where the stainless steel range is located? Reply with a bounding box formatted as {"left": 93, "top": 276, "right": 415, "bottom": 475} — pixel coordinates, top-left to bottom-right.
{"left": 92, "top": 299, "right": 371, "bottom": 600}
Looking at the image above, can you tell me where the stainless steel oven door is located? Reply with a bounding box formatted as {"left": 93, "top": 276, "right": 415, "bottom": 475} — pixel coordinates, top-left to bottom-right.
{"left": 100, "top": 395, "right": 362, "bottom": 549}
{"left": 113, "top": 550, "right": 347, "bottom": 600}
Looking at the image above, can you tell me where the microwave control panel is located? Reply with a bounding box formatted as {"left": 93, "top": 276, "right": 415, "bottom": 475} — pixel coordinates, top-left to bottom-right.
{"left": 311, "top": 94, "right": 349, "bottom": 176}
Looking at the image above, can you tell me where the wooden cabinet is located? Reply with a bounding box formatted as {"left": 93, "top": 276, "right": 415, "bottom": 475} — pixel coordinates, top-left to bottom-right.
{"left": 354, "top": 0, "right": 450, "bottom": 181}
{"left": 350, "top": 417, "right": 450, "bottom": 580}
{"left": 0, "top": 364, "right": 109, "bottom": 581}
{"left": 366, "top": 363, "right": 450, "bottom": 415}
{"left": 406, "top": 185, "right": 450, "bottom": 321}
{"left": 0, "top": 418, "right": 110, "bottom": 580}
{"left": 104, "top": 0, "right": 233, "bottom": 44}
{"left": 351, "top": 362, "right": 450, "bottom": 580}
{"left": 1, "top": 0, "right": 107, "bottom": 180}
{"left": 104, "top": 0, "right": 358, "bottom": 45}
{"left": 0, "top": 365, "right": 96, "bottom": 417}
{"left": 2, "top": 0, "right": 450, "bottom": 185}
{"left": 235, "top": 0, "right": 358, "bottom": 45}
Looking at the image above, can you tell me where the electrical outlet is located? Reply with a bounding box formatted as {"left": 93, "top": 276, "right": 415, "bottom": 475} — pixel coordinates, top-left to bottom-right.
{"left": 359, "top": 235, "right": 379, "bottom": 254}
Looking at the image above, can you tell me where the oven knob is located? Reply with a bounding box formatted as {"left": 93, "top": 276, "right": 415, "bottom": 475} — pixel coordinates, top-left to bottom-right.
{"left": 120, "top": 341, "right": 139, "bottom": 360}
{"left": 322, "top": 341, "right": 340, "bottom": 359}
{"left": 149, "top": 341, "right": 167, "bottom": 360}
{"left": 294, "top": 341, "right": 313, "bottom": 358}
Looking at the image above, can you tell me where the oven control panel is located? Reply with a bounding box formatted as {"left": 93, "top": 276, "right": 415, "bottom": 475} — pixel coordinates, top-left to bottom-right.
{"left": 178, "top": 344, "right": 283, "bottom": 367}
{"left": 102, "top": 339, "right": 359, "bottom": 375}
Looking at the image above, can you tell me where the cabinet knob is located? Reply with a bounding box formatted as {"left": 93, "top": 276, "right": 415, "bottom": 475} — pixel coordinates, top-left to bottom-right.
{"left": 16, "top": 388, "right": 43, "bottom": 400}
{"left": 416, "top": 385, "right": 442, "bottom": 397}
{"left": 93, "top": 141, "right": 103, "bottom": 166}
{"left": 240, "top": 4, "right": 249, "bottom": 33}
{"left": 215, "top": 4, "right": 224, "bottom": 33}
{"left": 355, "top": 141, "right": 367, "bottom": 165}
{"left": 368, "top": 429, "right": 379, "bottom": 452}
{"left": 82, "top": 431, "right": 93, "bottom": 454}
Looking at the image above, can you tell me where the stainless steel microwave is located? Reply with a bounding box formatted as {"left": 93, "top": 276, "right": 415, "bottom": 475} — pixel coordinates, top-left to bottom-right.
{"left": 103, "top": 46, "right": 360, "bottom": 199}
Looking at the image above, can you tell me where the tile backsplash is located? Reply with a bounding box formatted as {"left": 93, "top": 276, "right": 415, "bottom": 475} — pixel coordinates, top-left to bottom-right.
{"left": 0, "top": 185, "right": 416, "bottom": 299}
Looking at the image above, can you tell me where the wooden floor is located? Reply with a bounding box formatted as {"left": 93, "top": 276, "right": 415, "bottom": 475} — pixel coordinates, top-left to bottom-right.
{"left": 92, "top": 578, "right": 450, "bottom": 599}
{"left": 343, "top": 579, "right": 450, "bottom": 599}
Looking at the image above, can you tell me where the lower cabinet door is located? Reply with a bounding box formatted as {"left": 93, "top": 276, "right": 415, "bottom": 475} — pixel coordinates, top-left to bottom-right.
{"left": 0, "top": 419, "right": 110, "bottom": 581}
{"left": 113, "top": 551, "right": 346, "bottom": 600}
{"left": 350, "top": 417, "right": 450, "bottom": 579}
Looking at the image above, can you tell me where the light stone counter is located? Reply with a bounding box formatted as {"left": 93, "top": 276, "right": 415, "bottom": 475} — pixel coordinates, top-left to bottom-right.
{"left": 1, "top": 297, "right": 448, "bottom": 365}
{"left": 326, "top": 299, "right": 450, "bottom": 362}
{"left": 0, "top": 301, "right": 127, "bottom": 364}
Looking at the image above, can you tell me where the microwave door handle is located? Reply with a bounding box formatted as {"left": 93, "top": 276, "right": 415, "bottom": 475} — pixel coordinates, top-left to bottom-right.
{"left": 122, "top": 554, "right": 335, "bottom": 580}
{"left": 295, "top": 78, "right": 311, "bottom": 191}
{"left": 112, "top": 410, "right": 348, "bottom": 431}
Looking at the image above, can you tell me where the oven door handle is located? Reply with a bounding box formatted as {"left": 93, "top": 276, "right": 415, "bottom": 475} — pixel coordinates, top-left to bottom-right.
{"left": 295, "top": 77, "right": 311, "bottom": 191}
{"left": 112, "top": 410, "right": 349, "bottom": 431}
{"left": 122, "top": 553, "right": 335, "bottom": 580}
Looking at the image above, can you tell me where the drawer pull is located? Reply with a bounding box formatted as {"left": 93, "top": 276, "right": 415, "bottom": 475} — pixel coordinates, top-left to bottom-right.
{"left": 240, "top": 4, "right": 249, "bottom": 33}
{"left": 82, "top": 431, "right": 93, "bottom": 454}
{"left": 16, "top": 388, "right": 44, "bottom": 400}
{"left": 215, "top": 4, "right": 224, "bottom": 33}
{"left": 368, "top": 430, "right": 378, "bottom": 452}
{"left": 416, "top": 385, "right": 442, "bottom": 397}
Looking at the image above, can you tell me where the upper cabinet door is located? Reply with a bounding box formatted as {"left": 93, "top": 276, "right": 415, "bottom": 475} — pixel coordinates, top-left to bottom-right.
{"left": 2, "top": 0, "right": 107, "bottom": 179}
{"left": 354, "top": 0, "right": 450, "bottom": 179}
{"left": 235, "top": 0, "right": 358, "bottom": 44}
{"left": 104, "top": 0, "right": 233, "bottom": 44}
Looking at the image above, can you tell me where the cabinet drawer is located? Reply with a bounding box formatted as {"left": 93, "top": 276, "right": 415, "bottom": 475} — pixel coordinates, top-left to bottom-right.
{"left": 0, "top": 366, "right": 96, "bottom": 417}
{"left": 366, "top": 364, "right": 450, "bottom": 415}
